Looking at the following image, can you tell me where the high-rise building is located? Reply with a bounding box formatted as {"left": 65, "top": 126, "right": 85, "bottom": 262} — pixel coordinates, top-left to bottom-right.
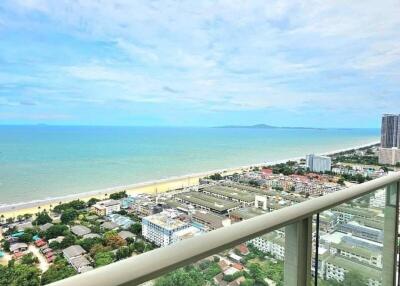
{"left": 380, "top": 114, "right": 400, "bottom": 148}
{"left": 379, "top": 114, "right": 400, "bottom": 165}
{"left": 306, "top": 154, "right": 332, "bottom": 173}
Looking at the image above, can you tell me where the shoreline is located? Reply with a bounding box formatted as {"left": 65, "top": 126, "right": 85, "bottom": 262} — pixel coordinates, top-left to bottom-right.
{"left": 0, "top": 140, "right": 379, "bottom": 218}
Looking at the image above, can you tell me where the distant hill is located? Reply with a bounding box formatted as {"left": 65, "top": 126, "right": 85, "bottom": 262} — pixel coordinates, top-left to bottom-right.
{"left": 215, "top": 124, "right": 325, "bottom": 130}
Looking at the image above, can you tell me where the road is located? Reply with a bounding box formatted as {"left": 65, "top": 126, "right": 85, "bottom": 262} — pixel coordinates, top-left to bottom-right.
{"left": 28, "top": 245, "right": 49, "bottom": 272}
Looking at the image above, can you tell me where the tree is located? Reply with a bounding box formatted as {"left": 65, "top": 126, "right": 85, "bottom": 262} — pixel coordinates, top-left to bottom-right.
{"left": 60, "top": 234, "right": 76, "bottom": 249}
{"left": 337, "top": 178, "right": 345, "bottom": 186}
{"left": 0, "top": 264, "right": 41, "bottom": 286}
{"left": 94, "top": 251, "right": 115, "bottom": 267}
{"left": 129, "top": 223, "right": 142, "bottom": 235}
{"left": 155, "top": 267, "right": 205, "bottom": 286}
{"left": 60, "top": 209, "right": 78, "bottom": 224}
{"left": 20, "top": 253, "right": 39, "bottom": 265}
{"left": 132, "top": 240, "right": 145, "bottom": 253}
{"left": 240, "top": 279, "right": 255, "bottom": 286}
{"left": 43, "top": 224, "right": 68, "bottom": 239}
{"left": 48, "top": 241, "right": 61, "bottom": 250}
{"left": 41, "top": 259, "right": 76, "bottom": 285}
{"left": 19, "top": 232, "right": 34, "bottom": 243}
{"left": 89, "top": 244, "right": 111, "bottom": 257}
{"left": 208, "top": 173, "right": 222, "bottom": 181}
{"left": 247, "top": 263, "right": 267, "bottom": 285}
{"left": 344, "top": 271, "right": 367, "bottom": 286}
{"left": 109, "top": 191, "right": 127, "bottom": 200}
{"left": 53, "top": 200, "right": 86, "bottom": 214}
{"left": 34, "top": 211, "right": 52, "bottom": 225}
{"left": 87, "top": 198, "right": 100, "bottom": 207}
{"left": 79, "top": 237, "right": 104, "bottom": 252}
{"left": 116, "top": 246, "right": 131, "bottom": 260}
{"left": 2, "top": 239, "right": 10, "bottom": 251}
{"left": 104, "top": 230, "right": 126, "bottom": 249}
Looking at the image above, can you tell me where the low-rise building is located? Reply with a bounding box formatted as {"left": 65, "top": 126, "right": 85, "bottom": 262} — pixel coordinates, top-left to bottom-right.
{"left": 70, "top": 256, "right": 93, "bottom": 273}
{"left": 107, "top": 213, "right": 135, "bottom": 229}
{"left": 91, "top": 199, "right": 121, "bottom": 216}
{"left": 63, "top": 245, "right": 87, "bottom": 261}
{"left": 101, "top": 221, "right": 119, "bottom": 231}
{"left": 118, "top": 230, "right": 136, "bottom": 241}
{"left": 71, "top": 225, "right": 92, "bottom": 237}
{"left": 39, "top": 223, "right": 54, "bottom": 232}
{"left": 175, "top": 191, "right": 240, "bottom": 215}
{"left": 191, "top": 211, "right": 230, "bottom": 230}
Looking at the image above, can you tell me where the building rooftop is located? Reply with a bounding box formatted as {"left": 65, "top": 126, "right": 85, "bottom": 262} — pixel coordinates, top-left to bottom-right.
{"left": 172, "top": 226, "right": 201, "bottom": 241}
{"left": 332, "top": 206, "right": 380, "bottom": 219}
{"left": 221, "top": 182, "right": 275, "bottom": 196}
{"left": 63, "top": 245, "right": 86, "bottom": 259}
{"left": 332, "top": 241, "right": 380, "bottom": 258}
{"left": 324, "top": 255, "right": 382, "bottom": 281}
{"left": 39, "top": 222, "right": 54, "bottom": 232}
{"left": 70, "top": 255, "right": 91, "bottom": 270}
{"left": 101, "top": 221, "right": 119, "bottom": 230}
{"left": 201, "top": 185, "right": 255, "bottom": 202}
{"left": 260, "top": 231, "right": 285, "bottom": 247}
{"left": 71, "top": 225, "right": 92, "bottom": 236}
{"left": 16, "top": 222, "right": 33, "bottom": 231}
{"left": 230, "top": 207, "right": 267, "bottom": 220}
{"left": 118, "top": 230, "right": 135, "bottom": 240}
{"left": 9, "top": 243, "right": 28, "bottom": 252}
{"left": 143, "top": 212, "right": 188, "bottom": 230}
{"left": 94, "top": 199, "right": 120, "bottom": 208}
{"left": 83, "top": 233, "right": 101, "bottom": 239}
{"left": 192, "top": 211, "right": 227, "bottom": 229}
{"left": 175, "top": 191, "right": 240, "bottom": 212}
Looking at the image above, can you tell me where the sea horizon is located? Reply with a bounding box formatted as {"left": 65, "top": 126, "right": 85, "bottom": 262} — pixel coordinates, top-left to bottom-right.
{"left": 0, "top": 125, "right": 380, "bottom": 205}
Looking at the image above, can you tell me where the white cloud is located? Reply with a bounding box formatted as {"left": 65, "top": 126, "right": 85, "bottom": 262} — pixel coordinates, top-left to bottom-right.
{"left": 2, "top": 0, "right": 400, "bottom": 115}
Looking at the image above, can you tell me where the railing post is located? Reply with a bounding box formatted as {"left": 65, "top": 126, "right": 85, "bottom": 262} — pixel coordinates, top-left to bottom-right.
{"left": 383, "top": 182, "right": 399, "bottom": 286}
{"left": 284, "top": 217, "right": 312, "bottom": 286}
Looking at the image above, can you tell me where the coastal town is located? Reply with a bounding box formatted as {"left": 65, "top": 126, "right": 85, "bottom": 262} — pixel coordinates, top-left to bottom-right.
{"left": 0, "top": 141, "right": 397, "bottom": 286}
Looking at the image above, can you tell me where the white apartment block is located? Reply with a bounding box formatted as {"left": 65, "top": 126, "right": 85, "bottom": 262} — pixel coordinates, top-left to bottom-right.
{"left": 323, "top": 259, "right": 381, "bottom": 286}
{"left": 378, "top": 147, "right": 400, "bottom": 165}
{"left": 91, "top": 199, "right": 121, "bottom": 216}
{"left": 142, "top": 211, "right": 189, "bottom": 247}
{"left": 369, "top": 189, "right": 386, "bottom": 208}
{"left": 249, "top": 232, "right": 285, "bottom": 260}
{"left": 306, "top": 154, "right": 332, "bottom": 173}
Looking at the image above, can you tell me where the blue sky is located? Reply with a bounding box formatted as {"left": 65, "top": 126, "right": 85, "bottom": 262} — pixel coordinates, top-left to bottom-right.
{"left": 0, "top": 1, "right": 399, "bottom": 128}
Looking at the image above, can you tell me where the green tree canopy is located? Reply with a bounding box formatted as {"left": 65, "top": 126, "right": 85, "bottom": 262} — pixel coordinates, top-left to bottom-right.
{"left": 43, "top": 224, "right": 68, "bottom": 240}
{"left": 94, "top": 251, "right": 115, "bottom": 267}
{"left": 155, "top": 267, "right": 205, "bottom": 286}
{"left": 60, "top": 209, "right": 78, "bottom": 224}
{"left": 34, "top": 211, "right": 52, "bottom": 225}
{"left": 41, "top": 259, "right": 76, "bottom": 285}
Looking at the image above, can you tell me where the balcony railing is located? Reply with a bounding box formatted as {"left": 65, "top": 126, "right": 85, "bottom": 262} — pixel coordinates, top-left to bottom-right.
{"left": 50, "top": 172, "right": 400, "bottom": 286}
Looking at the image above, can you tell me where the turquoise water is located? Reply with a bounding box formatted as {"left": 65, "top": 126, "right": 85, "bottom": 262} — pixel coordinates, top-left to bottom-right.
{"left": 0, "top": 126, "right": 379, "bottom": 204}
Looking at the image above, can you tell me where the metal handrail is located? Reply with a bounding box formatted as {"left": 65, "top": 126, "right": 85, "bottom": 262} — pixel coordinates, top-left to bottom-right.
{"left": 50, "top": 172, "right": 400, "bottom": 286}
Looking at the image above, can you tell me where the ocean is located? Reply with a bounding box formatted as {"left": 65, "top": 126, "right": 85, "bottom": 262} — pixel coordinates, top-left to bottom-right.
{"left": 0, "top": 126, "right": 379, "bottom": 204}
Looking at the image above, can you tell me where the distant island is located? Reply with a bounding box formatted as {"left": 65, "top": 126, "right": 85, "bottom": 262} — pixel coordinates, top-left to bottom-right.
{"left": 215, "top": 124, "right": 325, "bottom": 130}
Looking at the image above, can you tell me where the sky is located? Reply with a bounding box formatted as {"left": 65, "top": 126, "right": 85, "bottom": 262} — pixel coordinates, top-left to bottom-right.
{"left": 0, "top": 1, "right": 399, "bottom": 128}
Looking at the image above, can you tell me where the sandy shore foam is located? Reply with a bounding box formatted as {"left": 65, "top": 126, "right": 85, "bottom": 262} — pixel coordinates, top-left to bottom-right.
{"left": 0, "top": 141, "right": 379, "bottom": 218}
